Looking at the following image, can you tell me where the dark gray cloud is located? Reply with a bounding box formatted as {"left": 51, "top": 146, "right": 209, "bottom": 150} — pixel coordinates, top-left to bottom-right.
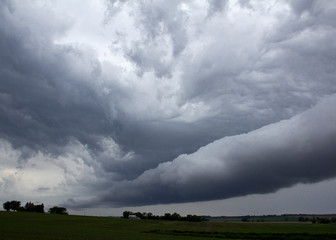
{"left": 72, "top": 95, "right": 336, "bottom": 207}
{"left": 289, "top": 0, "right": 316, "bottom": 15}
{"left": 0, "top": 2, "right": 118, "bottom": 154}
{"left": 208, "top": 0, "right": 228, "bottom": 16}
{"left": 0, "top": 0, "right": 224, "bottom": 182}
{"left": 1, "top": 0, "right": 336, "bottom": 212}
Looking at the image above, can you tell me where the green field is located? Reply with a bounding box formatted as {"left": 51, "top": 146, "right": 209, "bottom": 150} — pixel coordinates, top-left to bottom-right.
{"left": 1, "top": 211, "right": 336, "bottom": 240}
{"left": 207, "top": 215, "right": 336, "bottom": 223}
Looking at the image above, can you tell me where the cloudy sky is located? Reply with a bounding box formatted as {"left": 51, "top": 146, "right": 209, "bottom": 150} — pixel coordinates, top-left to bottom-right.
{"left": 1, "top": 0, "right": 336, "bottom": 216}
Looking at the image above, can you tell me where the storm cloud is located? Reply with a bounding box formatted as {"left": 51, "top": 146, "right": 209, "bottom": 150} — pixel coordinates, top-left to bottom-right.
{"left": 98, "top": 94, "right": 336, "bottom": 206}
{"left": 0, "top": 0, "right": 336, "bottom": 212}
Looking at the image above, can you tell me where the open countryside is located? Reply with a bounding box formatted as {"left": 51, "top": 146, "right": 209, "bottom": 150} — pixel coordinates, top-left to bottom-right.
{"left": 1, "top": 211, "right": 336, "bottom": 240}
{"left": 1, "top": 1, "right": 336, "bottom": 240}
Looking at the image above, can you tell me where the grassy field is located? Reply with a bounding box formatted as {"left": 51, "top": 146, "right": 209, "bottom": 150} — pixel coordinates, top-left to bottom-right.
{"left": 1, "top": 211, "right": 336, "bottom": 240}
{"left": 208, "top": 215, "right": 336, "bottom": 223}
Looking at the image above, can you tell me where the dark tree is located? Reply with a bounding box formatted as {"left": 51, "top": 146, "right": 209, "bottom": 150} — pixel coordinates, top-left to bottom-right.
{"left": 121, "top": 211, "right": 206, "bottom": 222}
{"left": 48, "top": 206, "right": 68, "bottom": 215}
{"left": 19, "top": 202, "right": 44, "bottom": 213}
{"left": 17, "top": 206, "right": 25, "bottom": 212}
{"left": 9, "top": 200, "right": 21, "bottom": 211}
{"left": 186, "top": 214, "right": 203, "bottom": 222}
{"left": 25, "top": 202, "right": 35, "bottom": 212}
{"left": 135, "top": 212, "right": 145, "bottom": 219}
{"left": 34, "top": 204, "right": 44, "bottom": 213}
{"left": 123, "top": 211, "right": 132, "bottom": 219}
{"left": 147, "top": 212, "right": 153, "bottom": 219}
{"left": 3, "top": 201, "right": 10, "bottom": 211}
{"left": 171, "top": 212, "right": 181, "bottom": 220}
{"left": 3, "top": 200, "right": 44, "bottom": 213}
{"left": 163, "top": 213, "right": 172, "bottom": 220}
{"left": 318, "top": 218, "right": 331, "bottom": 224}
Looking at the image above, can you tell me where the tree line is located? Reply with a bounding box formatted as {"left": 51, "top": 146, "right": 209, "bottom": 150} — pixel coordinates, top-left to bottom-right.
{"left": 123, "top": 211, "right": 207, "bottom": 222}
{"left": 298, "top": 216, "right": 336, "bottom": 224}
{"left": 3, "top": 200, "right": 68, "bottom": 215}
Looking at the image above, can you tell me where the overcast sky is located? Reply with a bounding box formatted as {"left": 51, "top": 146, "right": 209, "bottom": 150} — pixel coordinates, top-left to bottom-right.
{"left": 1, "top": 0, "right": 336, "bottom": 216}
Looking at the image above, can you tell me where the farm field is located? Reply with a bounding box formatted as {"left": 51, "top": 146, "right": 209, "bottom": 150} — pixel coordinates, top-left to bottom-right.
{"left": 206, "top": 214, "right": 336, "bottom": 223}
{"left": 1, "top": 211, "right": 336, "bottom": 240}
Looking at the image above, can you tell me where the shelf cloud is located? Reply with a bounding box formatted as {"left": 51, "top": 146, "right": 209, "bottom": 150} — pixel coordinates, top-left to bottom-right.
{"left": 75, "top": 95, "right": 336, "bottom": 206}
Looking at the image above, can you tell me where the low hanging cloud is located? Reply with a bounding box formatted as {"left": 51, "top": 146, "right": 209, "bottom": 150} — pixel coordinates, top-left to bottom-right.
{"left": 92, "top": 94, "right": 336, "bottom": 207}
